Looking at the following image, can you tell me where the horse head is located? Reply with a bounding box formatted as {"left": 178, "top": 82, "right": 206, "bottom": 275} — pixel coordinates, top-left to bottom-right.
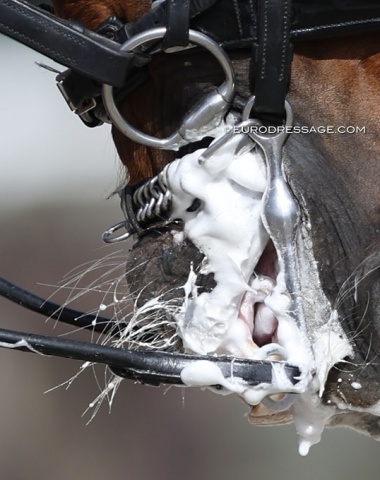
{"left": 51, "top": 0, "right": 380, "bottom": 453}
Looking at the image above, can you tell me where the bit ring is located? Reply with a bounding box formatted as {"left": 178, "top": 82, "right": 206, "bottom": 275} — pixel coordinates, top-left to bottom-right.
{"left": 102, "top": 27, "right": 235, "bottom": 150}
{"left": 102, "top": 221, "right": 134, "bottom": 243}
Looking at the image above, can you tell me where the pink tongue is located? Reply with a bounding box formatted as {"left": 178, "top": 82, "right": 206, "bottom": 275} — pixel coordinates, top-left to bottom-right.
{"left": 253, "top": 304, "right": 278, "bottom": 346}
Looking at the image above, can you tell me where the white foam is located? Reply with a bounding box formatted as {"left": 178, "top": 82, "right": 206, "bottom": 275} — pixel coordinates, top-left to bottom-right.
{"left": 180, "top": 359, "right": 307, "bottom": 407}
{"left": 166, "top": 131, "right": 351, "bottom": 454}
{"left": 351, "top": 382, "right": 362, "bottom": 390}
{"left": 293, "top": 385, "right": 336, "bottom": 456}
{"left": 168, "top": 135, "right": 268, "bottom": 355}
{"left": 312, "top": 318, "right": 353, "bottom": 398}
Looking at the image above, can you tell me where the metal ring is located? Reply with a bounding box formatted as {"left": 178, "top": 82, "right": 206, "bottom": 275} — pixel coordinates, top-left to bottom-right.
{"left": 242, "top": 96, "right": 293, "bottom": 128}
{"left": 102, "top": 27, "right": 235, "bottom": 150}
{"left": 102, "top": 221, "right": 134, "bottom": 243}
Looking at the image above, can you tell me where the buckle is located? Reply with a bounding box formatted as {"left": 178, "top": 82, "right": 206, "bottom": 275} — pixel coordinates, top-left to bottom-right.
{"left": 56, "top": 70, "right": 104, "bottom": 127}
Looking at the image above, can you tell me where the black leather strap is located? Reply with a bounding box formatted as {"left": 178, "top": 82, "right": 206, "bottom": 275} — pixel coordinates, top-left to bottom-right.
{"left": 163, "top": 0, "right": 191, "bottom": 48}
{"left": 125, "top": 0, "right": 218, "bottom": 40}
{"left": 2, "top": 0, "right": 380, "bottom": 90}
{"left": 0, "top": 325, "right": 301, "bottom": 387}
{"left": 252, "top": 0, "right": 292, "bottom": 123}
{"left": 192, "top": 0, "right": 380, "bottom": 48}
{"left": 0, "top": 0, "right": 135, "bottom": 87}
{"left": 292, "top": 0, "right": 380, "bottom": 39}
{"left": 0, "top": 277, "right": 111, "bottom": 335}
{"left": 120, "top": 184, "right": 146, "bottom": 236}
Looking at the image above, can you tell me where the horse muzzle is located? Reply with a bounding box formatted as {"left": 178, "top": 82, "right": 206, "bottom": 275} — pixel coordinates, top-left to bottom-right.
{"left": 101, "top": 100, "right": 373, "bottom": 455}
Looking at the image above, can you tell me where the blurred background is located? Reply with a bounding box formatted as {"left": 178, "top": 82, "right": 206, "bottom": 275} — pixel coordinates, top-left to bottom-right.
{"left": 0, "top": 6, "right": 379, "bottom": 479}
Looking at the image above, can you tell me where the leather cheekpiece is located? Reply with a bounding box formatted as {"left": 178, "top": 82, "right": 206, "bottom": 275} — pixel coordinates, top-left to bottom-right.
{"left": 162, "top": 0, "right": 191, "bottom": 48}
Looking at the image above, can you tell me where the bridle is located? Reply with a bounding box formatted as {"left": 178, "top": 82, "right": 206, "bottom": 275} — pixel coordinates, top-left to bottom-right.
{"left": 1, "top": 0, "right": 380, "bottom": 394}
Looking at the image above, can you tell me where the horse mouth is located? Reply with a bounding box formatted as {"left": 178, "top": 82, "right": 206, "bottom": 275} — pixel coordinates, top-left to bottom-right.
{"left": 238, "top": 241, "right": 279, "bottom": 349}
{"left": 175, "top": 236, "right": 294, "bottom": 363}
{"left": 122, "top": 210, "right": 351, "bottom": 455}
{"left": 117, "top": 134, "right": 358, "bottom": 455}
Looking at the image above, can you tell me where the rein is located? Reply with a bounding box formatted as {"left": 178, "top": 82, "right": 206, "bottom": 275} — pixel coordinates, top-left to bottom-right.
{"left": 1, "top": 0, "right": 380, "bottom": 391}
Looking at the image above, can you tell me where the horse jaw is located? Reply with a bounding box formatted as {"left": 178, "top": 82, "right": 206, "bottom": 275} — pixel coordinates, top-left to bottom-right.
{"left": 287, "top": 34, "right": 380, "bottom": 437}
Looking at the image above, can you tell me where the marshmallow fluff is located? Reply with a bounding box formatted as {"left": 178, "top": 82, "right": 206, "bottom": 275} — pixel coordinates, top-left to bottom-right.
{"left": 165, "top": 132, "right": 353, "bottom": 454}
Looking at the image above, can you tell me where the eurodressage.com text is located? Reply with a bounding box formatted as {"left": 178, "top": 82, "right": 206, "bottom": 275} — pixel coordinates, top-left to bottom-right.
{"left": 233, "top": 125, "right": 366, "bottom": 134}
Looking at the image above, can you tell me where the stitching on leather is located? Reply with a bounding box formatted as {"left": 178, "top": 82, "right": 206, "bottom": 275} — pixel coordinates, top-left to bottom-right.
{"left": 232, "top": 0, "right": 243, "bottom": 37}
{"left": 248, "top": 0, "right": 257, "bottom": 33}
{"left": 0, "top": 22, "right": 78, "bottom": 66}
{"left": 292, "top": 17, "right": 380, "bottom": 35}
{"left": 279, "top": 0, "right": 289, "bottom": 82}
{"left": 260, "top": 0, "right": 269, "bottom": 80}
{"left": 3, "top": 0, "right": 87, "bottom": 55}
